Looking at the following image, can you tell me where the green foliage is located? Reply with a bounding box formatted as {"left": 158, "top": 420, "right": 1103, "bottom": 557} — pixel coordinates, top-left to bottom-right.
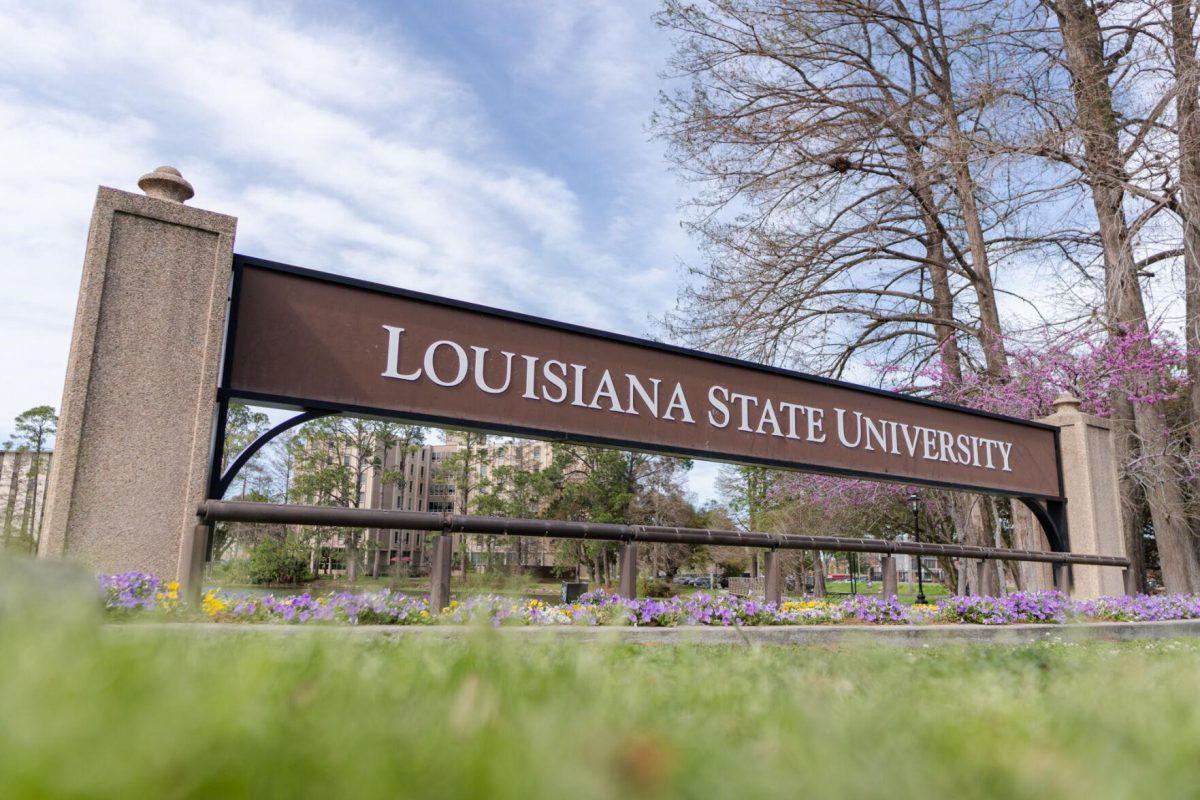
{"left": 10, "top": 405, "right": 57, "bottom": 450}
{"left": 206, "top": 558, "right": 253, "bottom": 585}
{"left": 222, "top": 403, "right": 270, "bottom": 465}
{"left": 287, "top": 417, "right": 424, "bottom": 579}
{"left": 545, "top": 445, "right": 697, "bottom": 572}
{"left": 433, "top": 429, "right": 492, "bottom": 510}
{"left": 220, "top": 402, "right": 270, "bottom": 499}
{"left": 717, "top": 465, "right": 786, "bottom": 531}
{"left": 474, "top": 463, "right": 553, "bottom": 518}
{"left": 639, "top": 577, "right": 673, "bottom": 597}
{"left": 247, "top": 537, "right": 311, "bottom": 585}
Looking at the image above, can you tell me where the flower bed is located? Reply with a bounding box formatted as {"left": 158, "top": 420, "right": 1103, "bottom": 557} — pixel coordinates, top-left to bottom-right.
{"left": 99, "top": 572, "right": 1200, "bottom": 627}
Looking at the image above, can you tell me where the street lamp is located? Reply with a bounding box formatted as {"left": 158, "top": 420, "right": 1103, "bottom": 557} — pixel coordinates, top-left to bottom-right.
{"left": 907, "top": 492, "right": 927, "bottom": 605}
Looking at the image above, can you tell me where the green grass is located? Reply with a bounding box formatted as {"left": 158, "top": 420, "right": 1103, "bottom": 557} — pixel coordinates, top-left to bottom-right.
{"left": 208, "top": 573, "right": 568, "bottom": 601}
{"left": 209, "top": 573, "right": 955, "bottom": 605}
{"left": 822, "top": 580, "right": 951, "bottom": 602}
{"left": 5, "top": 572, "right": 1200, "bottom": 800}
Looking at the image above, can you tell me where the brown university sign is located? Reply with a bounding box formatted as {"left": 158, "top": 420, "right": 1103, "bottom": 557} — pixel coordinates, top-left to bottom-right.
{"left": 43, "top": 178, "right": 1138, "bottom": 602}
{"left": 226, "top": 256, "right": 1063, "bottom": 499}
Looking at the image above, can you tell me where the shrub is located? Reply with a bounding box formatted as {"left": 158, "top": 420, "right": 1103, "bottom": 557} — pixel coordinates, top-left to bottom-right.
{"left": 247, "top": 538, "right": 311, "bottom": 585}
{"left": 640, "top": 577, "right": 673, "bottom": 598}
{"left": 207, "top": 558, "right": 252, "bottom": 585}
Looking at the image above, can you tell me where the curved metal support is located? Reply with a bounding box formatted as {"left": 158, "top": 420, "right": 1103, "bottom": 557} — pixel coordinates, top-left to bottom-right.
{"left": 213, "top": 409, "right": 334, "bottom": 499}
{"left": 1018, "top": 497, "right": 1068, "bottom": 554}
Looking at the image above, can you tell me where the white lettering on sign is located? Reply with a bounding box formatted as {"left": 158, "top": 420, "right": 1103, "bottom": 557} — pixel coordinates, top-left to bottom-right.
{"left": 379, "top": 325, "right": 1015, "bottom": 472}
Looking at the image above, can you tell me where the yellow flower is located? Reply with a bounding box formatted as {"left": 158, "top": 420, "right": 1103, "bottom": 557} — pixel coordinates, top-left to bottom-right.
{"left": 420, "top": 610, "right": 430, "bottom": 617}
{"left": 201, "top": 590, "right": 227, "bottom": 618}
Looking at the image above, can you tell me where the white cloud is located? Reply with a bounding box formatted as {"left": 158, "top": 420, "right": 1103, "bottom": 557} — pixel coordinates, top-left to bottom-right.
{"left": 0, "top": 0, "right": 705, "bottom": 502}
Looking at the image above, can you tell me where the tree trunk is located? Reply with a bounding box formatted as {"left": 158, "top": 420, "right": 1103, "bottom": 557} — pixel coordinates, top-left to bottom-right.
{"left": 1012, "top": 503, "right": 1055, "bottom": 591}
{"left": 1170, "top": 0, "right": 1200, "bottom": 577}
{"left": 20, "top": 458, "right": 36, "bottom": 541}
{"left": 812, "top": 553, "right": 826, "bottom": 598}
{"left": 26, "top": 452, "right": 42, "bottom": 552}
{"left": 1173, "top": 0, "right": 1200, "bottom": 437}
{"left": 1112, "top": 404, "right": 1148, "bottom": 591}
{"left": 922, "top": 212, "right": 963, "bottom": 378}
{"left": 908, "top": 11, "right": 1008, "bottom": 376}
{"left": 1052, "top": 0, "right": 1200, "bottom": 592}
{"left": 950, "top": 495, "right": 1000, "bottom": 594}
{"left": 370, "top": 537, "right": 382, "bottom": 578}
{"left": 35, "top": 452, "right": 52, "bottom": 550}
{"left": 4, "top": 451, "right": 22, "bottom": 541}
{"left": 346, "top": 532, "right": 360, "bottom": 582}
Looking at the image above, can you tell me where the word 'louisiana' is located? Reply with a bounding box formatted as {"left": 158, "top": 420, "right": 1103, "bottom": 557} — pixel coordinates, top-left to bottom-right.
{"left": 380, "top": 325, "right": 1014, "bottom": 472}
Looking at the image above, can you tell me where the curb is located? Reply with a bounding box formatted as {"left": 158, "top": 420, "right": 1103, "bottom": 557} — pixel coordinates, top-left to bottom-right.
{"left": 104, "top": 619, "right": 1200, "bottom": 646}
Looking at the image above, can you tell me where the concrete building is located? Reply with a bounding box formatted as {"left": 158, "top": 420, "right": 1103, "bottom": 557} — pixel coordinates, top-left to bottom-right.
{"left": 361, "top": 435, "right": 556, "bottom": 574}
{"left": 1, "top": 450, "right": 52, "bottom": 549}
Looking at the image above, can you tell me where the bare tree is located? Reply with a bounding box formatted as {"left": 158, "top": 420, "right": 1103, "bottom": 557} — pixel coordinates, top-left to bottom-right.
{"left": 1040, "top": 0, "right": 1200, "bottom": 591}
{"left": 654, "top": 0, "right": 1091, "bottom": 575}
{"left": 654, "top": 1, "right": 1089, "bottom": 380}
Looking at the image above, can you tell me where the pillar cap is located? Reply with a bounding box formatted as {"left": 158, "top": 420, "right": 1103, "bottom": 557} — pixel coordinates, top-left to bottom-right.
{"left": 137, "top": 166, "right": 194, "bottom": 203}
{"left": 1051, "top": 392, "right": 1082, "bottom": 413}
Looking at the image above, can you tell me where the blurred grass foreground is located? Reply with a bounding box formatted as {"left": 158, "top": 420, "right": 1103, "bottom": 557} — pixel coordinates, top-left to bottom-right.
{"left": 3, "top": 558, "right": 1200, "bottom": 799}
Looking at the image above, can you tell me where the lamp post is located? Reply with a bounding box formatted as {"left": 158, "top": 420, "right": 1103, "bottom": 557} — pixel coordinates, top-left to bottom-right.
{"left": 908, "top": 492, "right": 927, "bottom": 605}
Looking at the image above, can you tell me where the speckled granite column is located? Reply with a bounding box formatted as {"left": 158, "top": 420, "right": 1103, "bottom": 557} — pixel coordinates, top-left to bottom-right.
{"left": 38, "top": 169, "right": 236, "bottom": 582}
{"left": 1037, "top": 394, "right": 1128, "bottom": 599}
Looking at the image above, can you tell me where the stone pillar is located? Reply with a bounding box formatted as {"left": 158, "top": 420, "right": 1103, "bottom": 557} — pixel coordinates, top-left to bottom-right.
{"left": 618, "top": 541, "right": 638, "bottom": 599}
{"left": 1037, "top": 393, "right": 1127, "bottom": 598}
{"left": 763, "top": 549, "right": 782, "bottom": 605}
{"left": 880, "top": 555, "right": 898, "bottom": 598}
{"left": 38, "top": 168, "right": 236, "bottom": 585}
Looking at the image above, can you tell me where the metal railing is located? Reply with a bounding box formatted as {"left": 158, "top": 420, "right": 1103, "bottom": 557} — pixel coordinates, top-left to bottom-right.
{"left": 197, "top": 500, "right": 1132, "bottom": 607}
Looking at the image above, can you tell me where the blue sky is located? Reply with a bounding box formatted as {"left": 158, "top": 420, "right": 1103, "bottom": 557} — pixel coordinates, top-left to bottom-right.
{"left": 0, "top": 0, "right": 725, "bottom": 499}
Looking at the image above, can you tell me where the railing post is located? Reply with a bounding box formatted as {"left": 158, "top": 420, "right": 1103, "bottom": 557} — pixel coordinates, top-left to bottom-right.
{"left": 880, "top": 554, "right": 898, "bottom": 598}
{"left": 763, "top": 549, "right": 782, "bottom": 605}
{"left": 1052, "top": 562, "right": 1071, "bottom": 593}
{"left": 1123, "top": 567, "right": 1139, "bottom": 597}
{"left": 618, "top": 541, "right": 638, "bottom": 599}
{"left": 182, "top": 522, "right": 209, "bottom": 608}
{"left": 430, "top": 525, "right": 452, "bottom": 613}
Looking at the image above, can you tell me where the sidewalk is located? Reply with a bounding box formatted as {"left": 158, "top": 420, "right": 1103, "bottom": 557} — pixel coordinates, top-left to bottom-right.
{"left": 106, "top": 618, "right": 1200, "bottom": 646}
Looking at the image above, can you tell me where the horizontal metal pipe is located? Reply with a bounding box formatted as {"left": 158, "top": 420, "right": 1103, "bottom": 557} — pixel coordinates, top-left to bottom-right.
{"left": 198, "top": 500, "right": 1130, "bottom": 569}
